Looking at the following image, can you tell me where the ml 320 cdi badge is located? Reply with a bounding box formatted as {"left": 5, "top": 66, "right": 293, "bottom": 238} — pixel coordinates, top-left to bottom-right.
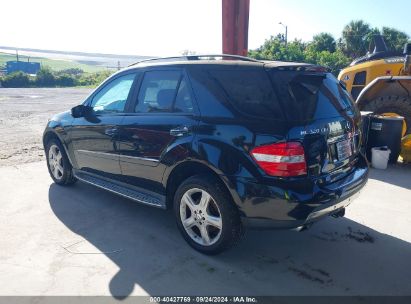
{"left": 43, "top": 55, "right": 368, "bottom": 254}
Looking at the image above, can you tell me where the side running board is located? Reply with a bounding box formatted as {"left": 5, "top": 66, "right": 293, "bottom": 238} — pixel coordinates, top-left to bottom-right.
{"left": 74, "top": 171, "right": 166, "bottom": 209}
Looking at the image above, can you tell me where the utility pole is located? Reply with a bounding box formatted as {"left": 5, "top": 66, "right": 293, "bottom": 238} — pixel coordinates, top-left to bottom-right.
{"left": 279, "top": 22, "right": 288, "bottom": 51}
{"left": 222, "top": 0, "right": 250, "bottom": 56}
{"left": 16, "top": 49, "right": 19, "bottom": 62}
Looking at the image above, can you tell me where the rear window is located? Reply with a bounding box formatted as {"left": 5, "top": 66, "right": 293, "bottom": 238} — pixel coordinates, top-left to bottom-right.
{"left": 209, "top": 69, "right": 284, "bottom": 119}
{"left": 269, "top": 71, "right": 357, "bottom": 121}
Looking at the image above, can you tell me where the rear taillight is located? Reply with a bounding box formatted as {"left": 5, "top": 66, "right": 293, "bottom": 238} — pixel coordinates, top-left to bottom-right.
{"left": 250, "top": 142, "right": 307, "bottom": 177}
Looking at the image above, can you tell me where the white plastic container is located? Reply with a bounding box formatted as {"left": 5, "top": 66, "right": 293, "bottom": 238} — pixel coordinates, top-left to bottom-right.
{"left": 371, "top": 147, "right": 391, "bottom": 169}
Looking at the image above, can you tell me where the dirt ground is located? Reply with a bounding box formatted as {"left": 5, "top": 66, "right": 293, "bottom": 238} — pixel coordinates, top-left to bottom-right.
{"left": 0, "top": 88, "right": 92, "bottom": 166}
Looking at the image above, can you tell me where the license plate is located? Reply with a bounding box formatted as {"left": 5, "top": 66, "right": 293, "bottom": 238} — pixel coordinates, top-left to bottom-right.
{"left": 336, "top": 139, "right": 352, "bottom": 160}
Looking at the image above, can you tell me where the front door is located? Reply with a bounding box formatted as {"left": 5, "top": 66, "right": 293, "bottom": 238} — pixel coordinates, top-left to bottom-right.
{"left": 117, "top": 69, "right": 198, "bottom": 193}
{"left": 70, "top": 72, "right": 138, "bottom": 178}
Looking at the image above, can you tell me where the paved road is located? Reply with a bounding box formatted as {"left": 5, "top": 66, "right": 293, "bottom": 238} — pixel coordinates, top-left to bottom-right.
{"left": 0, "top": 88, "right": 92, "bottom": 166}
{"left": 0, "top": 161, "right": 410, "bottom": 297}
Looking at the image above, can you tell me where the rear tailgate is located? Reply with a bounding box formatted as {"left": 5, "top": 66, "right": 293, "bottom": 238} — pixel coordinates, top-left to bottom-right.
{"left": 267, "top": 67, "right": 363, "bottom": 182}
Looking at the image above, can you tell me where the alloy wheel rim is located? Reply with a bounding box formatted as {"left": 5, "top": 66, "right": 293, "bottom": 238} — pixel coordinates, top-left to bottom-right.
{"left": 180, "top": 188, "right": 222, "bottom": 246}
{"left": 48, "top": 144, "right": 64, "bottom": 180}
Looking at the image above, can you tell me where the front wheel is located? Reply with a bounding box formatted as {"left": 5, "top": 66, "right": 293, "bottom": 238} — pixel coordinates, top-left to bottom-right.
{"left": 45, "top": 138, "right": 77, "bottom": 186}
{"left": 174, "top": 175, "right": 244, "bottom": 255}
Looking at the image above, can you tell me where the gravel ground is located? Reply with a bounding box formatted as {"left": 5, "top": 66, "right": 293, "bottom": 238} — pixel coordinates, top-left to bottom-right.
{"left": 0, "top": 88, "right": 92, "bottom": 166}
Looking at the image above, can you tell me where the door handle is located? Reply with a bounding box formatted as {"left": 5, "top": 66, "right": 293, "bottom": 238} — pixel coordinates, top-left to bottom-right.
{"left": 170, "top": 126, "right": 190, "bottom": 137}
{"left": 105, "top": 127, "right": 118, "bottom": 137}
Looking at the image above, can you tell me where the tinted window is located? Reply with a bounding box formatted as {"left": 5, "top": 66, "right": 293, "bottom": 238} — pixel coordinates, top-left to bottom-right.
{"left": 351, "top": 87, "right": 363, "bottom": 100}
{"left": 269, "top": 71, "right": 356, "bottom": 121}
{"left": 186, "top": 68, "right": 234, "bottom": 118}
{"left": 91, "top": 73, "right": 136, "bottom": 113}
{"left": 174, "top": 78, "right": 194, "bottom": 113}
{"left": 353, "top": 71, "right": 366, "bottom": 85}
{"left": 209, "top": 69, "right": 284, "bottom": 119}
{"left": 135, "top": 70, "right": 193, "bottom": 113}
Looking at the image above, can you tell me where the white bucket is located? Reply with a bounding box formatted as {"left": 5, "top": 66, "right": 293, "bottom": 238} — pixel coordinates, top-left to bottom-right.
{"left": 371, "top": 147, "right": 391, "bottom": 169}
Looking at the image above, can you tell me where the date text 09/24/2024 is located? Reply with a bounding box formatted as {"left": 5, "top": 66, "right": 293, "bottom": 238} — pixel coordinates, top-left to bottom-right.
{"left": 149, "top": 296, "right": 257, "bottom": 303}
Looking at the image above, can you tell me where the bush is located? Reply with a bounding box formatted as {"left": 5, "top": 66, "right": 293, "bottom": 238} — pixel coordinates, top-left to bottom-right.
{"left": 0, "top": 67, "right": 114, "bottom": 88}
{"left": 0, "top": 71, "right": 31, "bottom": 88}
{"left": 56, "top": 74, "right": 77, "bottom": 87}
{"left": 77, "top": 70, "right": 113, "bottom": 87}
{"left": 55, "top": 68, "right": 84, "bottom": 76}
{"left": 35, "top": 67, "right": 56, "bottom": 87}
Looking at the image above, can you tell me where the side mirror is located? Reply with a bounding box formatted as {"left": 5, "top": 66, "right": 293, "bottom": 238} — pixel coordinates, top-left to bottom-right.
{"left": 71, "top": 105, "right": 92, "bottom": 118}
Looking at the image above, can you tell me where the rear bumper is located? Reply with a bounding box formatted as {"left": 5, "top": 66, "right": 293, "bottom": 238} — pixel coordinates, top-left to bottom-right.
{"left": 225, "top": 158, "right": 368, "bottom": 230}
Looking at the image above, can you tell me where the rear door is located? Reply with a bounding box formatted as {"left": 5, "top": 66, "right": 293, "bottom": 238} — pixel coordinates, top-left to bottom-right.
{"left": 117, "top": 68, "right": 199, "bottom": 193}
{"left": 268, "top": 69, "right": 361, "bottom": 179}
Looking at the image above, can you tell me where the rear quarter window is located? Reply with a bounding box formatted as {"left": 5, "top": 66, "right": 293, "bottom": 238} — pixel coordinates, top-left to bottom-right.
{"left": 209, "top": 69, "right": 285, "bottom": 120}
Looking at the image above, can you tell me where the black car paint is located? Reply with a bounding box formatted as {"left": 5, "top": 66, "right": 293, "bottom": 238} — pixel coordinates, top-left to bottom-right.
{"left": 43, "top": 61, "right": 368, "bottom": 229}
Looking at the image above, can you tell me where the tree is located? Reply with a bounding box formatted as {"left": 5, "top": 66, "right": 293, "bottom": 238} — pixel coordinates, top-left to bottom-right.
{"left": 248, "top": 34, "right": 306, "bottom": 62}
{"left": 341, "top": 20, "right": 371, "bottom": 58}
{"left": 310, "top": 33, "right": 336, "bottom": 53}
{"left": 249, "top": 33, "right": 350, "bottom": 76}
{"left": 382, "top": 27, "right": 410, "bottom": 52}
{"left": 364, "top": 27, "right": 381, "bottom": 53}
{"left": 316, "top": 50, "right": 351, "bottom": 75}
{"left": 248, "top": 34, "right": 284, "bottom": 60}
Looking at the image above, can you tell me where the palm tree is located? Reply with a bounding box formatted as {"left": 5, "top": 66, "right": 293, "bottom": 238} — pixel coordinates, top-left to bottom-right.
{"left": 311, "top": 33, "right": 336, "bottom": 53}
{"left": 342, "top": 20, "right": 371, "bottom": 58}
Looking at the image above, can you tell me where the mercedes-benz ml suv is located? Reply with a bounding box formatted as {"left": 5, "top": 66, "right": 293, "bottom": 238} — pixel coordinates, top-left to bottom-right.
{"left": 43, "top": 55, "right": 368, "bottom": 254}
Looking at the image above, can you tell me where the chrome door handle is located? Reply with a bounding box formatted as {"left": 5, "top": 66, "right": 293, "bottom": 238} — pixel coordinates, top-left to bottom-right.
{"left": 170, "top": 126, "right": 190, "bottom": 137}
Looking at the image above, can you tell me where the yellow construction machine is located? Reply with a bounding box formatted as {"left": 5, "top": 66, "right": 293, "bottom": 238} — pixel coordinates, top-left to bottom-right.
{"left": 338, "top": 36, "right": 411, "bottom": 136}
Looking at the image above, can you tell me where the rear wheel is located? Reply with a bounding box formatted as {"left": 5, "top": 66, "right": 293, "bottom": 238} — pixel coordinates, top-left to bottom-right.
{"left": 45, "top": 138, "right": 77, "bottom": 186}
{"left": 361, "top": 95, "right": 411, "bottom": 135}
{"left": 174, "top": 175, "right": 244, "bottom": 255}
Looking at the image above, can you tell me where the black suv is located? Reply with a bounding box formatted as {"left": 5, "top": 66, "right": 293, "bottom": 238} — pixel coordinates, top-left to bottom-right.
{"left": 43, "top": 55, "right": 368, "bottom": 254}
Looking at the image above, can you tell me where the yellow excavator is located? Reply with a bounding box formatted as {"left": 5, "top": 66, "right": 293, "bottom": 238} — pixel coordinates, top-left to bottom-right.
{"left": 338, "top": 36, "right": 411, "bottom": 136}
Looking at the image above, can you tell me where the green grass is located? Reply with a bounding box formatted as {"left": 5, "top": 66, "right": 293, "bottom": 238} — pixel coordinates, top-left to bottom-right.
{"left": 0, "top": 53, "right": 105, "bottom": 73}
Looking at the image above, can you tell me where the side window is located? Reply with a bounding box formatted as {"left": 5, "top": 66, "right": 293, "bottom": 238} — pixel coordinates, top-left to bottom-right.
{"left": 353, "top": 71, "right": 366, "bottom": 85}
{"left": 351, "top": 71, "right": 367, "bottom": 100}
{"left": 135, "top": 70, "right": 194, "bottom": 113}
{"left": 90, "top": 73, "right": 136, "bottom": 113}
{"left": 174, "top": 78, "right": 194, "bottom": 113}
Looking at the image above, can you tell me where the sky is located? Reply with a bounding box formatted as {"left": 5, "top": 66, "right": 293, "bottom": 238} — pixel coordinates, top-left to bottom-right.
{"left": 1, "top": 0, "right": 411, "bottom": 57}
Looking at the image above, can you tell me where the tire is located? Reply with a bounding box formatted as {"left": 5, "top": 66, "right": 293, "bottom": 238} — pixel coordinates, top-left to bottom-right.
{"left": 45, "top": 138, "right": 77, "bottom": 186}
{"left": 361, "top": 95, "right": 411, "bottom": 134}
{"left": 174, "top": 174, "right": 244, "bottom": 255}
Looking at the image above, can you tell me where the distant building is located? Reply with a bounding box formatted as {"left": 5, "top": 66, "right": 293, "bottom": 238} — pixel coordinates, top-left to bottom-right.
{"left": 6, "top": 61, "right": 40, "bottom": 75}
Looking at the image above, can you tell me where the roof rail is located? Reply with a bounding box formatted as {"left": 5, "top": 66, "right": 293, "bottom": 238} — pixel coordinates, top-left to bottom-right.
{"left": 128, "top": 54, "right": 261, "bottom": 67}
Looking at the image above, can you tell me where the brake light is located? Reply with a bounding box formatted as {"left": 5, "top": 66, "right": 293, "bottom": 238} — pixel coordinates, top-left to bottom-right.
{"left": 250, "top": 142, "right": 307, "bottom": 177}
